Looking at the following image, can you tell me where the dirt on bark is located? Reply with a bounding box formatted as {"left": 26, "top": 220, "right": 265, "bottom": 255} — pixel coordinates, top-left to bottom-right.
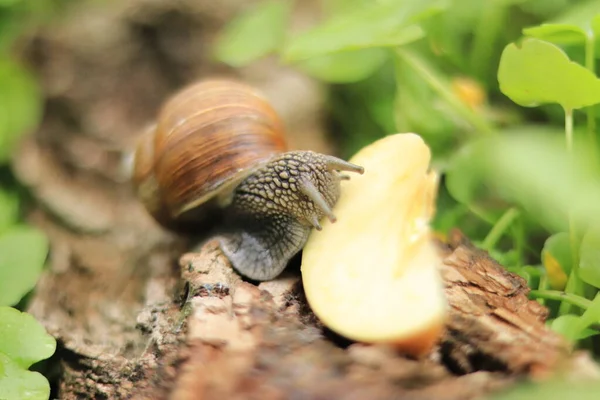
{"left": 10, "top": 0, "right": 600, "bottom": 399}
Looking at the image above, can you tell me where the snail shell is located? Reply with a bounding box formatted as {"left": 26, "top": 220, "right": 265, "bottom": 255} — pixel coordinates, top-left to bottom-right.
{"left": 132, "top": 79, "right": 288, "bottom": 229}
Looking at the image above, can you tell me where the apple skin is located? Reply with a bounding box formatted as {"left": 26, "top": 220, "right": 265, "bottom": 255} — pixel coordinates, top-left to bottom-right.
{"left": 301, "top": 133, "right": 447, "bottom": 357}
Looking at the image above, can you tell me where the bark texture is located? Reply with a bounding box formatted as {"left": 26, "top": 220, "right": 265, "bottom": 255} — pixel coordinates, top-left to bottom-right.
{"left": 164, "top": 234, "right": 597, "bottom": 400}
{"left": 9, "top": 0, "right": 600, "bottom": 399}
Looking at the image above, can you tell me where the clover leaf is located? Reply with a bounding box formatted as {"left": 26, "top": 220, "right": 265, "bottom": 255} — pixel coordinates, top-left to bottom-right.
{"left": 498, "top": 38, "right": 600, "bottom": 110}
{"left": 541, "top": 232, "right": 571, "bottom": 290}
{"left": 0, "top": 226, "right": 49, "bottom": 306}
{"left": 524, "top": 0, "right": 600, "bottom": 45}
{"left": 0, "top": 307, "right": 55, "bottom": 370}
{"left": 0, "top": 352, "right": 51, "bottom": 400}
{"left": 0, "top": 307, "right": 56, "bottom": 400}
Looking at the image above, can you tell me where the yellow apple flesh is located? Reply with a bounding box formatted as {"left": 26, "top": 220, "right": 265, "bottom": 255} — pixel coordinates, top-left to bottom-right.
{"left": 301, "top": 133, "right": 447, "bottom": 356}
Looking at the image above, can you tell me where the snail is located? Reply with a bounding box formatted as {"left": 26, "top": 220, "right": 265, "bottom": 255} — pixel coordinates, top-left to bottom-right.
{"left": 132, "top": 79, "right": 364, "bottom": 281}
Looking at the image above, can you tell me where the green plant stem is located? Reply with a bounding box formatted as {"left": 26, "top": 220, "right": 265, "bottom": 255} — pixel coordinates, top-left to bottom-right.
{"left": 537, "top": 273, "right": 549, "bottom": 306}
{"left": 482, "top": 207, "right": 519, "bottom": 250}
{"left": 585, "top": 35, "right": 597, "bottom": 155}
{"left": 395, "top": 48, "right": 494, "bottom": 136}
{"left": 565, "top": 108, "right": 576, "bottom": 265}
{"left": 530, "top": 290, "right": 592, "bottom": 310}
{"left": 469, "top": 203, "right": 498, "bottom": 225}
{"left": 565, "top": 107, "right": 573, "bottom": 153}
{"left": 560, "top": 107, "right": 583, "bottom": 315}
{"left": 566, "top": 108, "right": 577, "bottom": 268}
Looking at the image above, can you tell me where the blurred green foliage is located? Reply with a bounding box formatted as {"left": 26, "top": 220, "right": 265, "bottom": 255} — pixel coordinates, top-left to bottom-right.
{"left": 491, "top": 378, "right": 600, "bottom": 400}
{"left": 0, "top": 1, "right": 61, "bottom": 398}
{"left": 0, "top": 59, "right": 42, "bottom": 162}
{"left": 0, "top": 226, "right": 49, "bottom": 306}
{"left": 215, "top": 0, "right": 600, "bottom": 362}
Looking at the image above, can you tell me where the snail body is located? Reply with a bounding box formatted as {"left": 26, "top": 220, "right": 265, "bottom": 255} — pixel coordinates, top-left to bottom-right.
{"left": 133, "top": 79, "right": 363, "bottom": 280}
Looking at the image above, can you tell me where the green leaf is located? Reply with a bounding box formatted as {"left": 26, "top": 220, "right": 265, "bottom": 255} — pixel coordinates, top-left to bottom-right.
{"left": 523, "top": 0, "right": 600, "bottom": 44}
{"left": 550, "top": 293, "right": 600, "bottom": 341}
{"left": 0, "top": 307, "right": 54, "bottom": 400}
{"left": 498, "top": 38, "right": 600, "bottom": 110}
{"left": 214, "top": 0, "right": 292, "bottom": 67}
{"left": 0, "top": 59, "right": 42, "bottom": 163}
{"left": 523, "top": 24, "right": 587, "bottom": 45}
{"left": 365, "top": 24, "right": 425, "bottom": 47}
{"left": 541, "top": 232, "right": 571, "bottom": 290}
{"left": 0, "top": 189, "right": 19, "bottom": 234}
{"left": 0, "top": 352, "right": 51, "bottom": 400}
{"left": 420, "top": 0, "right": 485, "bottom": 72}
{"left": 445, "top": 142, "right": 488, "bottom": 206}
{"left": 579, "top": 227, "right": 600, "bottom": 288}
{"left": 550, "top": 315, "right": 598, "bottom": 341}
{"left": 0, "top": 307, "right": 55, "bottom": 369}
{"left": 0, "top": 226, "right": 49, "bottom": 306}
{"left": 444, "top": 140, "right": 506, "bottom": 224}
{"left": 322, "top": 0, "right": 370, "bottom": 14}
{"left": 296, "top": 48, "right": 388, "bottom": 83}
{"left": 476, "top": 131, "right": 600, "bottom": 234}
{"left": 282, "top": 0, "right": 447, "bottom": 62}
{"left": 431, "top": 203, "right": 468, "bottom": 235}
{"left": 594, "top": 14, "right": 600, "bottom": 37}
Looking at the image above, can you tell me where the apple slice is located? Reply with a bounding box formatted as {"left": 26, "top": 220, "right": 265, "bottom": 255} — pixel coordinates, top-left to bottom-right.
{"left": 301, "top": 133, "right": 447, "bottom": 357}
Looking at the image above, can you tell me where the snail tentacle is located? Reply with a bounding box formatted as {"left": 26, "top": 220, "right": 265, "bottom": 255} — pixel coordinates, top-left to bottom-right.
{"left": 307, "top": 214, "right": 323, "bottom": 231}
{"left": 323, "top": 155, "right": 365, "bottom": 174}
{"left": 299, "top": 178, "right": 337, "bottom": 223}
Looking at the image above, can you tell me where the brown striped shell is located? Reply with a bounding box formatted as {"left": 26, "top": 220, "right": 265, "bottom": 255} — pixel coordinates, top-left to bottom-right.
{"left": 132, "top": 79, "right": 288, "bottom": 229}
